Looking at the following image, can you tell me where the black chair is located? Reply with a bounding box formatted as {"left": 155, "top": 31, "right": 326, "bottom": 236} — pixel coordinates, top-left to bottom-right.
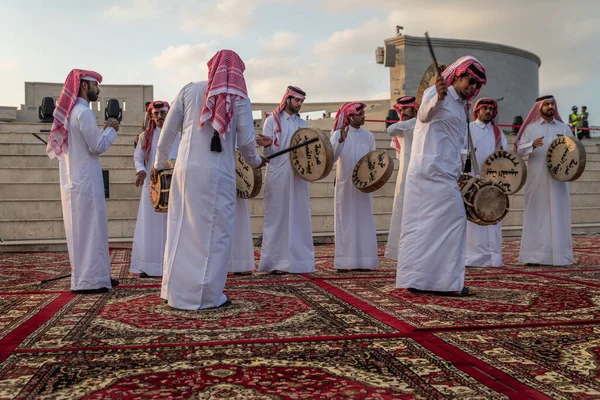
{"left": 385, "top": 109, "right": 399, "bottom": 129}
{"left": 104, "top": 99, "right": 122, "bottom": 122}
{"left": 38, "top": 97, "right": 55, "bottom": 123}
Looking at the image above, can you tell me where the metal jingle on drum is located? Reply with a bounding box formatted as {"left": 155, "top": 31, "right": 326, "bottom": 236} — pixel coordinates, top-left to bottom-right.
{"left": 546, "top": 135, "right": 587, "bottom": 182}
{"left": 289, "top": 128, "right": 334, "bottom": 182}
{"left": 150, "top": 169, "right": 172, "bottom": 213}
{"left": 481, "top": 150, "right": 527, "bottom": 195}
{"left": 235, "top": 149, "right": 263, "bottom": 199}
{"left": 352, "top": 150, "right": 394, "bottom": 193}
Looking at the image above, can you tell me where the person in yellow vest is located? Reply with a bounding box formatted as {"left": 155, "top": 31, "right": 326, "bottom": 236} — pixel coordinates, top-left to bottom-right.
{"left": 569, "top": 105, "right": 581, "bottom": 137}
{"left": 581, "top": 106, "right": 590, "bottom": 139}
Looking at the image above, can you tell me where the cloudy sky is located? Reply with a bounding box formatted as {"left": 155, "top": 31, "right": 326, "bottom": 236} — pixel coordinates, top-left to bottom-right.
{"left": 1, "top": 0, "right": 598, "bottom": 124}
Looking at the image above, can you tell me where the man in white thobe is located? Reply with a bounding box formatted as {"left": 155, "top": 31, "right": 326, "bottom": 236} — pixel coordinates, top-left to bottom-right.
{"left": 256, "top": 86, "right": 315, "bottom": 274}
{"left": 515, "top": 95, "right": 574, "bottom": 266}
{"left": 465, "top": 98, "right": 508, "bottom": 267}
{"left": 45, "top": 69, "right": 120, "bottom": 294}
{"left": 151, "top": 50, "right": 267, "bottom": 310}
{"left": 385, "top": 96, "right": 418, "bottom": 261}
{"left": 131, "top": 101, "right": 180, "bottom": 277}
{"left": 330, "top": 102, "right": 378, "bottom": 271}
{"left": 396, "top": 56, "right": 487, "bottom": 296}
{"left": 228, "top": 197, "right": 256, "bottom": 275}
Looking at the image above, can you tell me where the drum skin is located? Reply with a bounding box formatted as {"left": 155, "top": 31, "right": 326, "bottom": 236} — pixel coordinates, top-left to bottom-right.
{"left": 289, "top": 128, "right": 333, "bottom": 182}
{"left": 458, "top": 174, "right": 509, "bottom": 226}
{"left": 546, "top": 135, "right": 586, "bottom": 182}
{"left": 235, "top": 150, "right": 263, "bottom": 199}
{"left": 481, "top": 150, "right": 527, "bottom": 195}
{"left": 352, "top": 150, "right": 394, "bottom": 193}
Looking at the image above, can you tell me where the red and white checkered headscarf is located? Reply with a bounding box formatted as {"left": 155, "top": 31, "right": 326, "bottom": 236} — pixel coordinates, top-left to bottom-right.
{"left": 199, "top": 49, "right": 248, "bottom": 136}
{"left": 332, "top": 102, "right": 366, "bottom": 133}
{"left": 140, "top": 100, "right": 170, "bottom": 163}
{"left": 473, "top": 97, "right": 503, "bottom": 150}
{"left": 391, "top": 96, "right": 419, "bottom": 152}
{"left": 513, "top": 95, "right": 564, "bottom": 151}
{"left": 46, "top": 69, "right": 103, "bottom": 159}
{"left": 271, "top": 86, "right": 306, "bottom": 148}
{"left": 442, "top": 55, "right": 486, "bottom": 102}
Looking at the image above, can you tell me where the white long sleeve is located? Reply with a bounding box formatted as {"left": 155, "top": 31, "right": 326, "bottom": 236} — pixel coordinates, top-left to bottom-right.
{"left": 77, "top": 109, "right": 116, "bottom": 155}
{"left": 330, "top": 129, "right": 346, "bottom": 162}
{"left": 154, "top": 87, "right": 184, "bottom": 170}
{"left": 261, "top": 116, "right": 275, "bottom": 157}
{"left": 417, "top": 86, "right": 443, "bottom": 124}
{"left": 387, "top": 119, "right": 416, "bottom": 137}
{"left": 234, "top": 98, "right": 262, "bottom": 168}
{"left": 133, "top": 132, "right": 145, "bottom": 173}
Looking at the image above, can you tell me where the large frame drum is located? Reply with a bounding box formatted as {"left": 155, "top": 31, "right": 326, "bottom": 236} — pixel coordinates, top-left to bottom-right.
{"left": 546, "top": 135, "right": 586, "bottom": 181}
{"left": 458, "top": 174, "right": 509, "bottom": 226}
{"left": 481, "top": 150, "right": 527, "bottom": 195}
{"left": 352, "top": 150, "right": 394, "bottom": 193}
{"left": 289, "top": 128, "right": 333, "bottom": 181}
{"left": 235, "top": 150, "right": 262, "bottom": 199}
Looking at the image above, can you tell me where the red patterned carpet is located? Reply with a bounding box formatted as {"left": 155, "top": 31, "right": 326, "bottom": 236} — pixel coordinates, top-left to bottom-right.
{"left": 2, "top": 236, "right": 600, "bottom": 398}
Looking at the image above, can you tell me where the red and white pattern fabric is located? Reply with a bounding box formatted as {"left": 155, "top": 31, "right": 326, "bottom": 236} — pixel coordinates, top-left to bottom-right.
{"left": 46, "top": 69, "right": 103, "bottom": 159}
{"left": 199, "top": 50, "right": 248, "bottom": 136}
{"left": 271, "top": 86, "right": 306, "bottom": 148}
{"left": 332, "top": 102, "right": 366, "bottom": 133}
{"left": 513, "top": 95, "right": 564, "bottom": 151}
{"left": 140, "top": 100, "right": 170, "bottom": 163}
{"left": 472, "top": 97, "right": 503, "bottom": 149}
{"left": 391, "top": 96, "right": 419, "bottom": 151}
{"left": 441, "top": 55, "right": 486, "bottom": 102}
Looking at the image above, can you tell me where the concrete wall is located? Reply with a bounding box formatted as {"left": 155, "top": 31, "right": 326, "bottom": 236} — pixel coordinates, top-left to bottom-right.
{"left": 385, "top": 35, "right": 541, "bottom": 127}
{"left": 0, "top": 107, "right": 17, "bottom": 122}
{"left": 17, "top": 82, "right": 154, "bottom": 126}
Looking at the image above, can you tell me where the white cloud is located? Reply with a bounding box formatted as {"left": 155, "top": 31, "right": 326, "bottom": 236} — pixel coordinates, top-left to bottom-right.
{"left": 259, "top": 31, "right": 297, "bottom": 54}
{"left": 103, "top": 0, "right": 161, "bottom": 21}
{"left": 152, "top": 43, "right": 218, "bottom": 93}
{"left": 182, "top": 0, "right": 256, "bottom": 37}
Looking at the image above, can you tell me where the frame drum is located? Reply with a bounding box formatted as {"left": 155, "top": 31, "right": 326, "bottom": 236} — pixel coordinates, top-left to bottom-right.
{"left": 546, "top": 135, "right": 586, "bottom": 182}
{"left": 481, "top": 150, "right": 527, "bottom": 195}
{"left": 352, "top": 150, "right": 394, "bottom": 193}
{"left": 289, "top": 128, "right": 334, "bottom": 181}
{"left": 235, "top": 150, "right": 263, "bottom": 199}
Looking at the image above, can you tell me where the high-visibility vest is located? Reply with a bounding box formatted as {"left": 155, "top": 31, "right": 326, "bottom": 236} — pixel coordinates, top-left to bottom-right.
{"left": 570, "top": 112, "right": 581, "bottom": 127}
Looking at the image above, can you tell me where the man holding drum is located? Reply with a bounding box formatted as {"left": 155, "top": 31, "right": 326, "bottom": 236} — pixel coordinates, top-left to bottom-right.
{"left": 256, "top": 86, "right": 316, "bottom": 274}
{"left": 46, "top": 69, "right": 120, "bottom": 294}
{"left": 151, "top": 50, "right": 268, "bottom": 310}
{"left": 396, "top": 56, "right": 487, "bottom": 296}
{"left": 330, "top": 102, "right": 378, "bottom": 272}
{"left": 464, "top": 98, "right": 508, "bottom": 268}
{"left": 131, "top": 101, "right": 180, "bottom": 278}
{"left": 515, "top": 95, "right": 574, "bottom": 266}
{"left": 385, "top": 96, "right": 419, "bottom": 261}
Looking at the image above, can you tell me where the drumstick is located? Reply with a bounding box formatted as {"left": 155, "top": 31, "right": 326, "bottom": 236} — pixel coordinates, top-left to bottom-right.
{"left": 32, "top": 133, "right": 48, "bottom": 145}
{"left": 266, "top": 137, "right": 319, "bottom": 160}
{"left": 425, "top": 32, "right": 442, "bottom": 75}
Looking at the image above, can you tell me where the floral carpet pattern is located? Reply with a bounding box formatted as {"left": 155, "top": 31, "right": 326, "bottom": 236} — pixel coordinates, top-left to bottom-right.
{"left": 2, "top": 236, "right": 600, "bottom": 398}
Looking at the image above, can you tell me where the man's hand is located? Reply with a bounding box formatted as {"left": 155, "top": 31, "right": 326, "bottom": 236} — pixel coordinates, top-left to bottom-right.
{"left": 339, "top": 125, "right": 349, "bottom": 143}
{"left": 533, "top": 136, "right": 544, "bottom": 149}
{"left": 135, "top": 171, "right": 147, "bottom": 187}
{"left": 105, "top": 118, "right": 120, "bottom": 132}
{"left": 436, "top": 75, "right": 448, "bottom": 101}
{"left": 256, "top": 134, "right": 272, "bottom": 147}
{"left": 258, "top": 155, "right": 270, "bottom": 168}
{"left": 150, "top": 167, "right": 160, "bottom": 184}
